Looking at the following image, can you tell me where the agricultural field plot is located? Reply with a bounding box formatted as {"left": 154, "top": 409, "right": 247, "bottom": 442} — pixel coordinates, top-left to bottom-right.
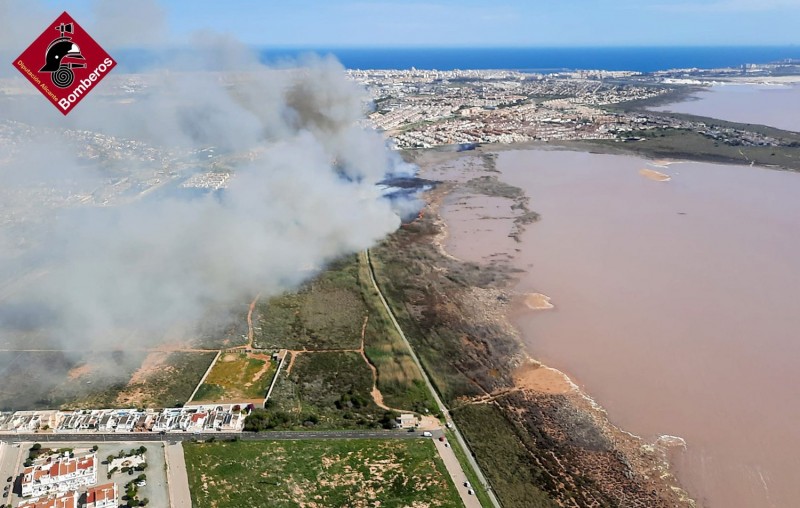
{"left": 0, "top": 350, "right": 147, "bottom": 411}
{"left": 253, "top": 256, "right": 366, "bottom": 350}
{"left": 251, "top": 252, "right": 434, "bottom": 416}
{"left": 192, "top": 352, "right": 276, "bottom": 403}
{"left": 70, "top": 351, "right": 218, "bottom": 409}
{"left": 263, "top": 351, "right": 388, "bottom": 430}
{"left": 184, "top": 439, "right": 463, "bottom": 508}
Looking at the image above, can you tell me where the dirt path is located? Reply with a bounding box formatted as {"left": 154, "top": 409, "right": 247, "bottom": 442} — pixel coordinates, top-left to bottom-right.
{"left": 285, "top": 350, "right": 298, "bottom": 375}
{"left": 230, "top": 293, "right": 261, "bottom": 350}
{"left": 246, "top": 294, "right": 260, "bottom": 348}
{"left": 356, "top": 315, "right": 399, "bottom": 413}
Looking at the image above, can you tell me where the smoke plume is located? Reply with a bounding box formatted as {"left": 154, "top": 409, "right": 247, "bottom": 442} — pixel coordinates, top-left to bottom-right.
{"left": 0, "top": 2, "right": 416, "bottom": 362}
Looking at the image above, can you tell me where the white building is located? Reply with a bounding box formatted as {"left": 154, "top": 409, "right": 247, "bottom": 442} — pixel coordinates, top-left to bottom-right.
{"left": 395, "top": 413, "right": 418, "bottom": 429}
{"left": 21, "top": 454, "right": 97, "bottom": 497}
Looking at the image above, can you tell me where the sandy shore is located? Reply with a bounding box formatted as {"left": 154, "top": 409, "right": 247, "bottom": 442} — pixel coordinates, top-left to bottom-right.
{"left": 513, "top": 359, "right": 573, "bottom": 395}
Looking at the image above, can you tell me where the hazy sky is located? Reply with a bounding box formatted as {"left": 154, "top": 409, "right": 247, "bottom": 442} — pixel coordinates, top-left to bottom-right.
{"left": 30, "top": 0, "right": 800, "bottom": 47}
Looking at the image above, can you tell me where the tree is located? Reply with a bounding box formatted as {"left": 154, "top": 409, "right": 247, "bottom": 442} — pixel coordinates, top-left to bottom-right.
{"left": 139, "top": 499, "right": 150, "bottom": 506}
{"left": 380, "top": 411, "right": 400, "bottom": 430}
{"left": 30, "top": 443, "right": 41, "bottom": 451}
{"left": 244, "top": 409, "right": 271, "bottom": 432}
{"left": 91, "top": 445, "right": 99, "bottom": 452}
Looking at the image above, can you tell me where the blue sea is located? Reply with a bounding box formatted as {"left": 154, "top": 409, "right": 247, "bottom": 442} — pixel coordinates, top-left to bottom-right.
{"left": 105, "top": 46, "right": 800, "bottom": 74}
{"left": 257, "top": 46, "right": 800, "bottom": 72}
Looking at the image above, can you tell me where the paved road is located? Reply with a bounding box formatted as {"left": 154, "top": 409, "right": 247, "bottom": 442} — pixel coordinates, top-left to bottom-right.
{"left": 0, "top": 441, "right": 23, "bottom": 505}
{"left": 165, "top": 442, "right": 191, "bottom": 508}
{"left": 364, "top": 249, "right": 501, "bottom": 508}
{"left": 431, "top": 431, "right": 482, "bottom": 508}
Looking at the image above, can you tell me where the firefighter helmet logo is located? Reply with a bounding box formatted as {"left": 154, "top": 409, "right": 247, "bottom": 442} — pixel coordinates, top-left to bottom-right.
{"left": 39, "top": 22, "right": 87, "bottom": 88}
{"left": 13, "top": 11, "right": 116, "bottom": 115}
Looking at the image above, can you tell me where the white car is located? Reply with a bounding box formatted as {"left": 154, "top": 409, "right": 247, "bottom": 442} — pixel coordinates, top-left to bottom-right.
{"left": 422, "top": 431, "right": 433, "bottom": 437}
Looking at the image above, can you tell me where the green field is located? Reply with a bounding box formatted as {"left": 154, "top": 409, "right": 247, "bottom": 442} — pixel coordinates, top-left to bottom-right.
{"left": 193, "top": 352, "right": 276, "bottom": 402}
{"left": 253, "top": 256, "right": 367, "bottom": 350}
{"left": 264, "top": 351, "right": 387, "bottom": 429}
{"left": 453, "top": 404, "right": 556, "bottom": 508}
{"left": 252, "top": 253, "right": 434, "bottom": 416}
{"left": 184, "top": 439, "right": 463, "bottom": 508}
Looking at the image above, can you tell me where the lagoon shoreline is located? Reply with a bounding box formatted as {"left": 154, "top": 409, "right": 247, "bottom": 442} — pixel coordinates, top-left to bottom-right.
{"left": 422, "top": 144, "right": 800, "bottom": 508}
{"left": 409, "top": 148, "right": 694, "bottom": 507}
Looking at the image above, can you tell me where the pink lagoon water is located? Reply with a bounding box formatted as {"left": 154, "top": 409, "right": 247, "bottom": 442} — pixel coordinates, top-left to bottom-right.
{"left": 650, "top": 83, "right": 800, "bottom": 133}
{"left": 435, "top": 149, "right": 800, "bottom": 508}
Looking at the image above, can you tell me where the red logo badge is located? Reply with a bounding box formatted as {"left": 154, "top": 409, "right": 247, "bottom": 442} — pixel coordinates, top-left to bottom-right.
{"left": 13, "top": 11, "right": 116, "bottom": 115}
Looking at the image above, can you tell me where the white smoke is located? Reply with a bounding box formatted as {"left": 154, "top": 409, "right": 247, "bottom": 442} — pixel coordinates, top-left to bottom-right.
{"left": 0, "top": 2, "right": 417, "bottom": 356}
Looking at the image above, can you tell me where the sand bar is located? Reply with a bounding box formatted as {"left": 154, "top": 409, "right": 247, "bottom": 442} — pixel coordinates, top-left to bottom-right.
{"left": 639, "top": 168, "right": 672, "bottom": 182}
{"left": 524, "top": 292, "right": 554, "bottom": 310}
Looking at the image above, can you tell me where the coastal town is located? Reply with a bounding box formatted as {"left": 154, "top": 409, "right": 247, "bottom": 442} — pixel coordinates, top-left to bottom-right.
{"left": 0, "top": 404, "right": 248, "bottom": 436}
{"left": 349, "top": 65, "right": 798, "bottom": 149}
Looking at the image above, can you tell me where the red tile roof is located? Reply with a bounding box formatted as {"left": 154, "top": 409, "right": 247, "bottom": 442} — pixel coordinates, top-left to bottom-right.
{"left": 78, "top": 456, "right": 94, "bottom": 470}
{"left": 18, "top": 492, "right": 76, "bottom": 508}
{"left": 86, "top": 482, "right": 117, "bottom": 504}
